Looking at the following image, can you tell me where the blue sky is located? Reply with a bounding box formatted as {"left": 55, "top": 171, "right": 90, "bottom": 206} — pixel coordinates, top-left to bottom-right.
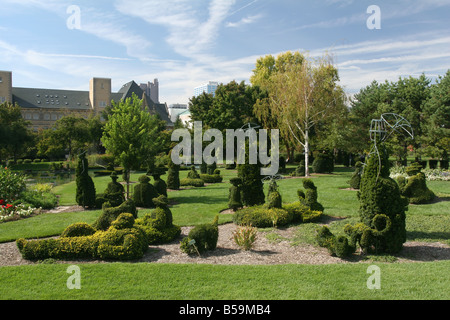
{"left": 0, "top": 0, "right": 449, "bottom": 106}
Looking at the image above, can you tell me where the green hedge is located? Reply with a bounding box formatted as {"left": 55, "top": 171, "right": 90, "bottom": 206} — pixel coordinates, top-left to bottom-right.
{"left": 180, "top": 178, "right": 205, "bottom": 187}
{"left": 232, "top": 206, "right": 294, "bottom": 228}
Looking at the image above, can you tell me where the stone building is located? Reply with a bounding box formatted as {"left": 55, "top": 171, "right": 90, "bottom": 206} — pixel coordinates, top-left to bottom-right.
{"left": 0, "top": 71, "right": 172, "bottom": 131}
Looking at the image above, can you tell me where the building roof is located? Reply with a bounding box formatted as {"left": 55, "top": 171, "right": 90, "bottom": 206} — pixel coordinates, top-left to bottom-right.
{"left": 12, "top": 87, "right": 92, "bottom": 110}
{"left": 11, "top": 80, "right": 173, "bottom": 126}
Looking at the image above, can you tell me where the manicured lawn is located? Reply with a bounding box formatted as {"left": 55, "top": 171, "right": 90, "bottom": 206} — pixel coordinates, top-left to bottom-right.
{"left": 1, "top": 164, "right": 449, "bottom": 300}
{"left": 1, "top": 261, "right": 449, "bottom": 300}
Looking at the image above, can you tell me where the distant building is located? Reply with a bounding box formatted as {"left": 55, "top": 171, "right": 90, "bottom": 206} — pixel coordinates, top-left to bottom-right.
{"left": 178, "top": 109, "right": 192, "bottom": 128}
{"left": 168, "top": 103, "right": 188, "bottom": 122}
{"left": 0, "top": 71, "right": 172, "bottom": 131}
{"left": 139, "top": 79, "right": 159, "bottom": 104}
{"left": 194, "top": 81, "right": 218, "bottom": 97}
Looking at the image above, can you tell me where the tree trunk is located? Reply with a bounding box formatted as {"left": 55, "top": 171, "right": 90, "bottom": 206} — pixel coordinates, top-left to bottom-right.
{"left": 305, "top": 128, "right": 310, "bottom": 177}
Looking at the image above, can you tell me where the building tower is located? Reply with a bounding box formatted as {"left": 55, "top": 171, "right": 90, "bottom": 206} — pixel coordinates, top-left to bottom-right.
{"left": 0, "top": 71, "right": 13, "bottom": 104}
{"left": 89, "top": 77, "right": 111, "bottom": 115}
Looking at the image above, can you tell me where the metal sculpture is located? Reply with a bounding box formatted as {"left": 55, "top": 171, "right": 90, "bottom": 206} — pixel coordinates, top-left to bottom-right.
{"left": 368, "top": 113, "right": 414, "bottom": 179}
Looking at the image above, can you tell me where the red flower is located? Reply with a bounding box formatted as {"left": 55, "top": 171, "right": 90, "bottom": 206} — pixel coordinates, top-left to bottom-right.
{"left": 0, "top": 199, "right": 4, "bottom": 205}
{"left": 6, "top": 204, "right": 13, "bottom": 209}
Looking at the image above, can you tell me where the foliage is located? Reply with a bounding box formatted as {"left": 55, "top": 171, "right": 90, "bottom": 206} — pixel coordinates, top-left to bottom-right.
{"left": 187, "top": 166, "right": 200, "bottom": 179}
{"left": 348, "top": 161, "right": 363, "bottom": 189}
{"left": 96, "top": 173, "right": 125, "bottom": 208}
{"left": 266, "top": 180, "right": 282, "bottom": 209}
{"left": 0, "top": 166, "right": 26, "bottom": 203}
{"left": 189, "top": 80, "right": 260, "bottom": 132}
{"left": 16, "top": 213, "right": 148, "bottom": 261}
{"left": 19, "top": 190, "right": 57, "bottom": 210}
{"left": 233, "top": 225, "right": 258, "bottom": 251}
{"left": 166, "top": 151, "right": 180, "bottom": 190}
{"left": 297, "top": 179, "right": 324, "bottom": 212}
{"left": 282, "top": 202, "right": 323, "bottom": 223}
{"left": 75, "top": 153, "right": 97, "bottom": 209}
{"left": 237, "top": 156, "right": 265, "bottom": 207}
{"left": 228, "top": 177, "right": 243, "bottom": 211}
{"left": 101, "top": 93, "right": 166, "bottom": 198}
{"left": 133, "top": 175, "right": 158, "bottom": 208}
{"left": 0, "top": 102, "right": 34, "bottom": 161}
{"left": 199, "top": 173, "right": 223, "bottom": 184}
{"left": 92, "top": 199, "right": 137, "bottom": 231}
{"left": 180, "top": 216, "right": 219, "bottom": 255}
{"left": 135, "top": 195, "right": 181, "bottom": 245}
{"left": 251, "top": 51, "right": 346, "bottom": 176}
{"left": 399, "top": 164, "right": 435, "bottom": 204}
{"left": 232, "top": 206, "right": 293, "bottom": 228}
{"left": 312, "top": 152, "right": 334, "bottom": 174}
{"left": 180, "top": 178, "right": 205, "bottom": 188}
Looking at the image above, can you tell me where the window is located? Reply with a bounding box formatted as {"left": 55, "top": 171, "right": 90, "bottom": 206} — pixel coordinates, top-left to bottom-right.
{"left": 33, "top": 113, "right": 40, "bottom": 120}
{"left": 51, "top": 114, "right": 57, "bottom": 121}
{"left": 0, "top": 97, "right": 5, "bottom": 103}
{"left": 44, "top": 114, "right": 50, "bottom": 121}
{"left": 25, "top": 113, "right": 32, "bottom": 120}
{"left": 0, "top": 76, "right": 3, "bottom": 83}
{"left": 99, "top": 101, "right": 107, "bottom": 107}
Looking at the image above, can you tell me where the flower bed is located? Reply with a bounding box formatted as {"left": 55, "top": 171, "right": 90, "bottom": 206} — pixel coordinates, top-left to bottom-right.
{"left": 0, "top": 199, "right": 37, "bottom": 223}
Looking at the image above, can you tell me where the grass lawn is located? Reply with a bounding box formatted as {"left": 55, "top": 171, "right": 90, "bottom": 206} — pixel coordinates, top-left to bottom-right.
{"left": 0, "top": 262, "right": 449, "bottom": 300}
{"left": 1, "top": 164, "right": 449, "bottom": 300}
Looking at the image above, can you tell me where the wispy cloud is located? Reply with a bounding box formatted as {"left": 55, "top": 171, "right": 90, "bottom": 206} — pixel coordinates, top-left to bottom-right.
{"left": 226, "top": 14, "right": 263, "bottom": 28}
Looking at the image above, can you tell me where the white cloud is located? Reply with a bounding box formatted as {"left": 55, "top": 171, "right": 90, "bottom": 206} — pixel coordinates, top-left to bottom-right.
{"left": 226, "top": 14, "right": 263, "bottom": 28}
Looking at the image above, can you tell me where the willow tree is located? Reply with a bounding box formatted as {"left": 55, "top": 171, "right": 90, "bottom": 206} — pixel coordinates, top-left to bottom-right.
{"left": 252, "top": 51, "right": 346, "bottom": 176}
{"left": 101, "top": 93, "right": 165, "bottom": 199}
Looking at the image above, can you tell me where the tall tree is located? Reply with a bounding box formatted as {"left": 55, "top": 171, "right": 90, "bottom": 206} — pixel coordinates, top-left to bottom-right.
{"left": 0, "top": 102, "right": 33, "bottom": 161}
{"left": 101, "top": 93, "right": 165, "bottom": 199}
{"left": 252, "top": 51, "right": 346, "bottom": 176}
{"left": 422, "top": 70, "right": 450, "bottom": 159}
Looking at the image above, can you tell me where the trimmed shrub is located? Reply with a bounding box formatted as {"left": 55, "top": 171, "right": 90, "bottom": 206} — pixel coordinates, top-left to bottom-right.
{"left": 61, "top": 223, "right": 96, "bottom": 238}
{"left": 401, "top": 172, "right": 435, "bottom": 204}
{"left": 291, "top": 160, "right": 305, "bottom": 177}
{"left": 206, "top": 163, "right": 217, "bottom": 175}
{"left": 180, "top": 216, "right": 219, "bottom": 255}
{"left": 75, "top": 153, "right": 96, "bottom": 209}
{"left": 187, "top": 166, "right": 200, "bottom": 179}
{"left": 228, "top": 177, "right": 243, "bottom": 211}
{"left": 180, "top": 178, "right": 205, "bottom": 187}
{"left": 16, "top": 213, "right": 148, "bottom": 261}
{"left": 97, "top": 172, "right": 125, "bottom": 208}
{"left": 152, "top": 173, "right": 168, "bottom": 198}
{"left": 92, "top": 199, "right": 138, "bottom": 231}
{"left": 199, "top": 173, "right": 223, "bottom": 184}
{"left": 316, "top": 226, "right": 356, "bottom": 258}
{"left": 133, "top": 175, "right": 158, "bottom": 208}
{"left": 134, "top": 195, "right": 181, "bottom": 245}
{"left": 283, "top": 202, "right": 323, "bottom": 223}
{"left": 356, "top": 143, "right": 408, "bottom": 254}
{"left": 266, "top": 180, "right": 282, "bottom": 209}
{"left": 166, "top": 153, "right": 180, "bottom": 190}
{"left": 237, "top": 162, "right": 265, "bottom": 207}
{"left": 312, "top": 152, "right": 334, "bottom": 174}
{"left": 298, "top": 179, "right": 324, "bottom": 212}
{"left": 348, "top": 161, "right": 363, "bottom": 189}
{"left": 233, "top": 206, "right": 293, "bottom": 228}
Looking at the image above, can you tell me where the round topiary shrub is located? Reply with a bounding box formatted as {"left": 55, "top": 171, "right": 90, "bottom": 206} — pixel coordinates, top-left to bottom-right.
{"left": 61, "top": 223, "right": 97, "bottom": 238}
{"left": 312, "top": 152, "right": 334, "bottom": 174}
{"left": 180, "top": 216, "right": 219, "bottom": 255}
{"left": 133, "top": 175, "right": 158, "bottom": 208}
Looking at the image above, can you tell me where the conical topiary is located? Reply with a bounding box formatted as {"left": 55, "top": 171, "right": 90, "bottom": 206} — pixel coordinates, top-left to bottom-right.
{"left": 75, "top": 153, "right": 96, "bottom": 209}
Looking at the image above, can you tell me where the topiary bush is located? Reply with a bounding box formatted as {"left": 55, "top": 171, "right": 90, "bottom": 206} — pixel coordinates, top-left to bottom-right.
{"left": 180, "top": 215, "right": 219, "bottom": 255}
{"left": 92, "top": 199, "right": 138, "bottom": 231}
{"left": 199, "top": 173, "right": 223, "bottom": 184}
{"left": 187, "top": 166, "right": 200, "bottom": 179}
{"left": 312, "top": 152, "right": 334, "bottom": 174}
{"left": 266, "top": 180, "right": 282, "bottom": 209}
{"left": 354, "top": 143, "right": 408, "bottom": 254}
{"left": 282, "top": 202, "right": 323, "bottom": 223}
{"left": 297, "top": 179, "right": 324, "bottom": 212}
{"left": 232, "top": 206, "right": 293, "bottom": 228}
{"left": 75, "top": 153, "right": 97, "bottom": 209}
{"left": 133, "top": 175, "right": 158, "bottom": 208}
{"left": 16, "top": 213, "right": 149, "bottom": 261}
{"left": 290, "top": 160, "right": 305, "bottom": 177}
{"left": 348, "top": 161, "right": 363, "bottom": 190}
{"left": 397, "top": 162, "right": 435, "bottom": 204}
{"left": 166, "top": 153, "right": 180, "bottom": 190}
{"left": 237, "top": 162, "right": 265, "bottom": 207}
{"left": 228, "top": 177, "right": 243, "bottom": 211}
{"left": 151, "top": 171, "right": 168, "bottom": 198}
{"left": 180, "top": 178, "right": 205, "bottom": 188}
{"left": 134, "top": 195, "right": 181, "bottom": 245}
{"left": 96, "top": 172, "right": 125, "bottom": 208}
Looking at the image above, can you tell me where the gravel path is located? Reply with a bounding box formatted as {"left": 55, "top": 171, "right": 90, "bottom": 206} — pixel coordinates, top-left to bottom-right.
{"left": 1, "top": 223, "right": 449, "bottom": 267}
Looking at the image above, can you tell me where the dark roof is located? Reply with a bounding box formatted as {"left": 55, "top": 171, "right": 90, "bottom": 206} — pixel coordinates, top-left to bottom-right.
{"left": 12, "top": 81, "right": 173, "bottom": 126}
{"left": 116, "top": 81, "right": 172, "bottom": 125}
{"left": 12, "top": 87, "right": 91, "bottom": 110}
